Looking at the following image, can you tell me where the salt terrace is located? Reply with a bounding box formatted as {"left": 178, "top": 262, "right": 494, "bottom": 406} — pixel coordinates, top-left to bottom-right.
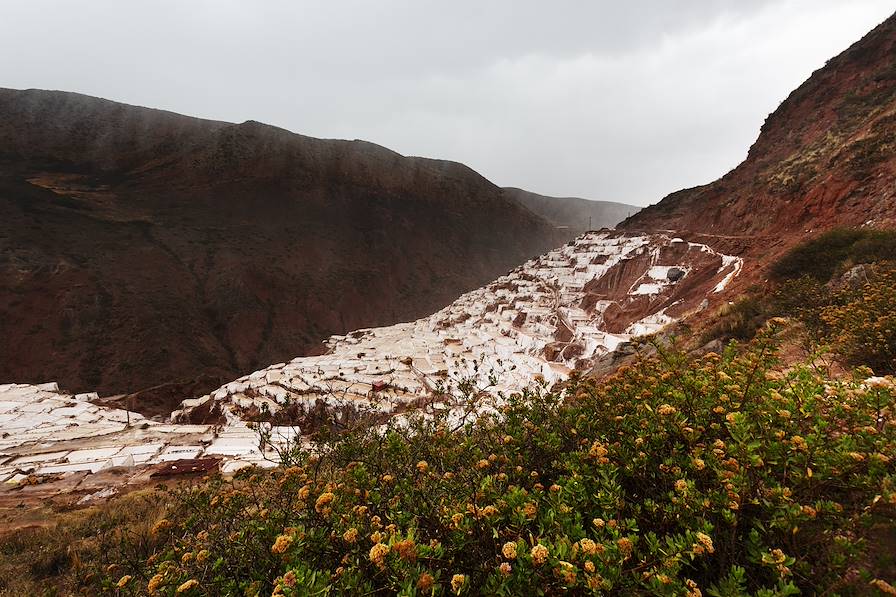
{"left": 1, "top": 231, "right": 741, "bottom": 490}
{"left": 0, "top": 382, "right": 296, "bottom": 493}
{"left": 173, "top": 232, "right": 741, "bottom": 426}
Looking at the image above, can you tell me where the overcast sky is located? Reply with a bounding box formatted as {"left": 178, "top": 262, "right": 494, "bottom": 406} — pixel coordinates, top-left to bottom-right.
{"left": 1, "top": 1, "right": 893, "bottom": 206}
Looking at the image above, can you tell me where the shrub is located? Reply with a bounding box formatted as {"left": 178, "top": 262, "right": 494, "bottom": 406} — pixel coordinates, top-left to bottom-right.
{"left": 101, "top": 327, "right": 896, "bottom": 595}
{"left": 701, "top": 295, "right": 769, "bottom": 344}
{"left": 822, "top": 267, "right": 896, "bottom": 375}
{"left": 771, "top": 228, "right": 896, "bottom": 283}
{"left": 704, "top": 230, "right": 895, "bottom": 355}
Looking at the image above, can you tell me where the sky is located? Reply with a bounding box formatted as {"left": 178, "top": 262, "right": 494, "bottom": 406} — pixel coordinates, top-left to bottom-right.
{"left": 1, "top": 1, "right": 893, "bottom": 207}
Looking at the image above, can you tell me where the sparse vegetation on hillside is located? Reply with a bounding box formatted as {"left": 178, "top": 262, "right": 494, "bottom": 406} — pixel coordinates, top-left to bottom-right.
{"left": 0, "top": 490, "right": 166, "bottom": 596}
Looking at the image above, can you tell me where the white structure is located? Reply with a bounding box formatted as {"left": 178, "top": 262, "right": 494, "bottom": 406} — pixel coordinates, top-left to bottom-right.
{"left": 1, "top": 231, "right": 741, "bottom": 487}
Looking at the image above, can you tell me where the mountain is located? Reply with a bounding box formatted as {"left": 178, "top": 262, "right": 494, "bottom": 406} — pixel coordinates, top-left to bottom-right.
{"left": 623, "top": 12, "right": 896, "bottom": 249}
{"left": 504, "top": 187, "right": 637, "bottom": 237}
{"left": 0, "top": 88, "right": 557, "bottom": 398}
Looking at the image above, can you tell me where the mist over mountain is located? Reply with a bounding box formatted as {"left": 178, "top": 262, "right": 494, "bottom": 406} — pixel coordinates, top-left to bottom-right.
{"left": 503, "top": 187, "right": 637, "bottom": 236}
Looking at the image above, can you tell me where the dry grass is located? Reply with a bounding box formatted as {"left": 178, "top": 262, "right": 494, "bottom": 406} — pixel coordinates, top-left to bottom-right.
{"left": 0, "top": 489, "right": 168, "bottom": 595}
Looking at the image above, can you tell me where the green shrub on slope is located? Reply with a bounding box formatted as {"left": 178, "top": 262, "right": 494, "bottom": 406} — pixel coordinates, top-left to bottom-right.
{"left": 771, "top": 228, "right": 896, "bottom": 283}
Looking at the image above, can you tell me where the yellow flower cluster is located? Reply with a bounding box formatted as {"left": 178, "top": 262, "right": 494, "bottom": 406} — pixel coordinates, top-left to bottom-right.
{"left": 578, "top": 538, "right": 598, "bottom": 555}
{"left": 176, "top": 579, "right": 199, "bottom": 594}
{"left": 870, "top": 579, "right": 896, "bottom": 595}
{"left": 480, "top": 505, "right": 499, "bottom": 517}
{"left": 147, "top": 573, "right": 164, "bottom": 594}
{"left": 282, "top": 571, "right": 297, "bottom": 588}
{"left": 451, "top": 573, "right": 466, "bottom": 593}
{"left": 271, "top": 534, "right": 293, "bottom": 554}
{"left": 555, "top": 560, "right": 576, "bottom": 585}
{"left": 685, "top": 578, "right": 703, "bottom": 597}
{"left": 369, "top": 542, "right": 390, "bottom": 569}
{"left": 417, "top": 572, "right": 434, "bottom": 591}
{"left": 530, "top": 543, "right": 549, "bottom": 565}
{"left": 694, "top": 532, "right": 714, "bottom": 554}
{"left": 151, "top": 518, "right": 174, "bottom": 535}
{"left": 502, "top": 541, "right": 517, "bottom": 560}
{"left": 314, "top": 491, "right": 335, "bottom": 514}
{"left": 393, "top": 538, "right": 417, "bottom": 563}
{"left": 589, "top": 441, "right": 609, "bottom": 459}
{"left": 522, "top": 502, "right": 537, "bottom": 518}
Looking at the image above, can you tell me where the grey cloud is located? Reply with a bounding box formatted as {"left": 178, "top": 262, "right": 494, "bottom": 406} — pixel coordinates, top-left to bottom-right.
{"left": 0, "top": 0, "right": 892, "bottom": 205}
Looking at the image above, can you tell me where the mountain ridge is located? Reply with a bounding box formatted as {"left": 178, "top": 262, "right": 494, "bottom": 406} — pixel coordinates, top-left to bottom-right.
{"left": 622, "top": 12, "right": 896, "bottom": 250}
{"left": 0, "top": 87, "right": 558, "bottom": 398}
{"left": 503, "top": 187, "right": 638, "bottom": 234}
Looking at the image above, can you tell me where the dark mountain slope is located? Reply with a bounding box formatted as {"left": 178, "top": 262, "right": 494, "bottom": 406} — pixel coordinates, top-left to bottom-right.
{"left": 0, "top": 88, "right": 556, "bottom": 396}
{"left": 623, "top": 13, "right": 896, "bottom": 244}
{"left": 503, "top": 187, "right": 638, "bottom": 237}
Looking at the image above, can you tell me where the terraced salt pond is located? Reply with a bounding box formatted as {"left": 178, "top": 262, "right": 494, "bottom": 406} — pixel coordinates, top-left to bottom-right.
{"left": 1, "top": 231, "right": 742, "bottom": 491}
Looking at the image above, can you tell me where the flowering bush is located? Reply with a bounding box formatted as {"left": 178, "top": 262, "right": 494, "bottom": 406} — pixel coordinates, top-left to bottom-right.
{"left": 103, "top": 327, "right": 895, "bottom": 595}
{"left": 821, "top": 267, "right": 896, "bottom": 374}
